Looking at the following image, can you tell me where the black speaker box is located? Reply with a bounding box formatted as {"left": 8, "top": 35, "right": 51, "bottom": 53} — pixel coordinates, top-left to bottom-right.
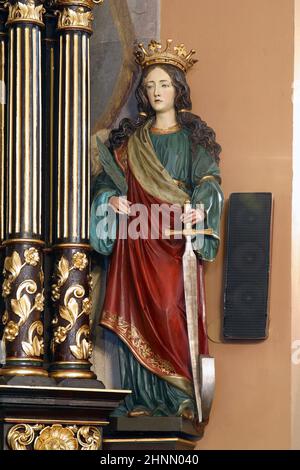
{"left": 223, "top": 192, "right": 272, "bottom": 340}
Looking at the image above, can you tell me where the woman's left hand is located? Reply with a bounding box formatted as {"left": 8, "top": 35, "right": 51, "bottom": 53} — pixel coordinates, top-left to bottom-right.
{"left": 180, "top": 208, "right": 205, "bottom": 226}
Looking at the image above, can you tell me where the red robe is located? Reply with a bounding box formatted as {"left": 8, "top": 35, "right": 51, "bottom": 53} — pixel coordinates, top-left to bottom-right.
{"left": 101, "top": 158, "right": 208, "bottom": 395}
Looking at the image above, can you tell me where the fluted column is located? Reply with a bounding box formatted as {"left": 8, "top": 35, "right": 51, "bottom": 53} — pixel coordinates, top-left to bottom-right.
{"left": 49, "top": 0, "right": 102, "bottom": 379}
{"left": 0, "top": 2, "right": 8, "bottom": 343}
{"left": 0, "top": 0, "right": 47, "bottom": 377}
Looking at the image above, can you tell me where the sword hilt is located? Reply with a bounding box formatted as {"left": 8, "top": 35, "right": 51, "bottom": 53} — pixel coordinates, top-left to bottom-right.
{"left": 184, "top": 200, "right": 193, "bottom": 233}
{"left": 165, "top": 200, "right": 212, "bottom": 237}
{"left": 165, "top": 228, "right": 213, "bottom": 237}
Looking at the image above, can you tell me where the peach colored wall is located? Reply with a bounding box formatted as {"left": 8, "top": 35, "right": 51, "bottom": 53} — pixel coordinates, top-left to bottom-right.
{"left": 162, "top": 0, "right": 293, "bottom": 449}
{"left": 292, "top": 0, "right": 300, "bottom": 450}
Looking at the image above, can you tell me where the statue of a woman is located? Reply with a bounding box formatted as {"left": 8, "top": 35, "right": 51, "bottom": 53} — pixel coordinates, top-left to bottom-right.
{"left": 90, "top": 40, "right": 224, "bottom": 425}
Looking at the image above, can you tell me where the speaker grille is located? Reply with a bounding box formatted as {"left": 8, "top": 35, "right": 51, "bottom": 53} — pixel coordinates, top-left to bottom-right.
{"left": 223, "top": 193, "right": 272, "bottom": 340}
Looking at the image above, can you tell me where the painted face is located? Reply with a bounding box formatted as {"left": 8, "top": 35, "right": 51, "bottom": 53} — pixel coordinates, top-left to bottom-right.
{"left": 144, "top": 67, "right": 176, "bottom": 114}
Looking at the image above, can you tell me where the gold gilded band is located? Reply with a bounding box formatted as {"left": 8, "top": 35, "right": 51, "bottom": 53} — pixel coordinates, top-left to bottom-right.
{"left": 4, "top": 418, "right": 109, "bottom": 426}
{"left": 0, "top": 367, "right": 48, "bottom": 377}
{"left": 3, "top": 238, "right": 45, "bottom": 246}
{"left": 5, "top": 357, "right": 43, "bottom": 361}
{"left": 150, "top": 123, "right": 181, "bottom": 134}
{"left": 52, "top": 242, "right": 91, "bottom": 249}
{"left": 49, "top": 370, "right": 96, "bottom": 379}
{"left": 57, "top": 0, "right": 103, "bottom": 9}
{"left": 50, "top": 360, "right": 91, "bottom": 365}
{"left": 196, "top": 174, "right": 221, "bottom": 185}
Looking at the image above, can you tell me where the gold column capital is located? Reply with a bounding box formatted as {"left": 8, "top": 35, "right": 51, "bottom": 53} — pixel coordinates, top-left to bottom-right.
{"left": 56, "top": 5, "right": 93, "bottom": 33}
{"left": 56, "top": 0, "right": 103, "bottom": 10}
{"left": 5, "top": 0, "right": 45, "bottom": 27}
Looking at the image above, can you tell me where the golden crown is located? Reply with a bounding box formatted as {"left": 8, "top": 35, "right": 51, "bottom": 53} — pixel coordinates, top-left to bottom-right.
{"left": 134, "top": 39, "right": 197, "bottom": 73}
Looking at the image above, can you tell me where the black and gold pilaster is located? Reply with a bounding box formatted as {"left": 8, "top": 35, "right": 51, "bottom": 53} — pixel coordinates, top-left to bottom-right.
{"left": 41, "top": 1, "right": 59, "bottom": 367}
{"left": 1, "top": 1, "right": 47, "bottom": 377}
{"left": 0, "top": 2, "right": 8, "bottom": 342}
{"left": 42, "top": 1, "right": 58, "bottom": 247}
{"left": 49, "top": 0, "right": 103, "bottom": 379}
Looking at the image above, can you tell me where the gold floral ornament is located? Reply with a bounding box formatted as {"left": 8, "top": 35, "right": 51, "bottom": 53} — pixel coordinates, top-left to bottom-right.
{"left": 3, "top": 321, "right": 19, "bottom": 342}
{"left": 88, "top": 273, "right": 93, "bottom": 291}
{"left": 2, "top": 278, "right": 11, "bottom": 297}
{"left": 82, "top": 297, "right": 91, "bottom": 315}
{"left": 34, "top": 425, "right": 78, "bottom": 451}
{"left": 53, "top": 325, "right": 68, "bottom": 344}
{"left": 24, "top": 247, "right": 40, "bottom": 266}
{"left": 2, "top": 310, "right": 8, "bottom": 325}
{"left": 77, "top": 426, "right": 101, "bottom": 451}
{"left": 72, "top": 252, "right": 88, "bottom": 271}
{"left": 7, "top": 424, "right": 44, "bottom": 450}
{"left": 51, "top": 253, "right": 88, "bottom": 302}
{"left": 134, "top": 39, "right": 198, "bottom": 73}
{"left": 35, "top": 292, "right": 45, "bottom": 311}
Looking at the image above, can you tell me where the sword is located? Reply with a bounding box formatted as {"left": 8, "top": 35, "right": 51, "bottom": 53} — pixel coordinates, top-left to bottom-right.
{"left": 182, "top": 200, "right": 203, "bottom": 421}
{"left": 166, "top": 201, "right": 215, "bottom": 423}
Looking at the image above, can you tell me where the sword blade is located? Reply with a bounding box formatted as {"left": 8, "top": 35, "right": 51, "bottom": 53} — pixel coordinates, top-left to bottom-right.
{"left": 182, "top": 245, "right": 202, "bottom": 422}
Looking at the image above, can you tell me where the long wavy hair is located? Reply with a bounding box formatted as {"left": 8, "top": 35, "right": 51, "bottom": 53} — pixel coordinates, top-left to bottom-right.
{"left": 108, "top": 64, "right": 221, "bottom": 163}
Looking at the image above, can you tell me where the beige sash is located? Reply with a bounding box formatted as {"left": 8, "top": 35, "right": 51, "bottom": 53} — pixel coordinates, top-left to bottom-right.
{"left": 128, "top": 121, "right": 189, "bottom": 206}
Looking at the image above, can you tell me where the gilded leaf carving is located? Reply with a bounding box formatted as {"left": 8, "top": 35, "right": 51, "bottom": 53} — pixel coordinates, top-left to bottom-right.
{"left": 4, "top": 251, "right": 22, "bottom": 280}
{"left": 11, "top": 294, "right": 31, "bottom": 323}
{"left": 59, "top": 300, "right": 78, "bottom": 327}
{"left": 64, "top": 284, "right": 85, "bottom": 302}
{"left": 57, "top": 256, "right": 70, "bottom": 285}
{"left": 16, "top": 279, "right": 37, "bottom": 298}
{"left": 22, "top": 321, "right": 44, "bottom": 356}
{"left": 70, "top": 325, "right": 92, "bottom": 360}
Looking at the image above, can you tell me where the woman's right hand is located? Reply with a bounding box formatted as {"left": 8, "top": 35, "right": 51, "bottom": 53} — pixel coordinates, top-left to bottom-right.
{"left": 109, "top": 196, "right": 132, "bottom": 215}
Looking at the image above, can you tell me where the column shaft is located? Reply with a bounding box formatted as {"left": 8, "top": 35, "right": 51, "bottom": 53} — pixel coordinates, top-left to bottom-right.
{"left": 0, "top": 2, "right": 7, "bottom": 344}
{"left": 49, "top": 0, "right": 100, "bottom": 379}
{"left": 1, "top": 1, "right": 46, "bottom": 377}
